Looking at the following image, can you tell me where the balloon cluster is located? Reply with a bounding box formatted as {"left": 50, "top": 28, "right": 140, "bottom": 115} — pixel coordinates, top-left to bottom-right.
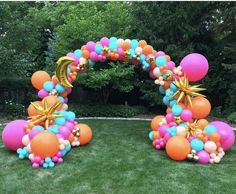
{"left": 2, "top": 37, "right": 235, "bottom": 167}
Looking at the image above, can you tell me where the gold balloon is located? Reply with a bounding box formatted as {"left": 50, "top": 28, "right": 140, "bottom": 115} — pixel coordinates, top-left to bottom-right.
{"left": 55, "top": 56, "right": 74, "bottom": 88}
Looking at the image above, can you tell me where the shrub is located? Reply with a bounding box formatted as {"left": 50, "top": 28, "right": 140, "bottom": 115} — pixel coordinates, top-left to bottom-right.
{"left": 69, "top": 103, "right": 148, "bottom": 117}
{"left": 3, "top": 100, "right": 26, "bottom": 119}
{"left": 227, "top": 112, "right": 236, "bottom": 124}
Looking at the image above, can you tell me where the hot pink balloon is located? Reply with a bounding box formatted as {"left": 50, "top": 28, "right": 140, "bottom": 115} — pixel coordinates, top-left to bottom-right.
{"left": 167, "top": 61, "right": 175, "bottom": 70}
{"left": 180, "top": 109, "right": 192, "bottom": 122}
{"left": 86, "top": 41, "right": 96, "bottom": 52}
{"left": 166, "top": 113, "right": 174, "bottom": 123}
{"left": 38, "top": 89, "right": 48, "bottom": 99}
{"left": 180, "top": 53, "right": 209, "bottom": 82}
{"left": 197, "top": 150, "right": 210, "bottom": 164}
{"left": 149, "top": 71, "right": 156, "bottom": 79}
{"left": 2, "top": 120, "right": 27, "bottom": 151}
{"left": 159, "top": 125, "right": 168, "bottom": 137}
{"left": 66, "top": 52, "right": 79, "bottom": 66}
{"left": 100, "top": 37, "right": 109, "bottom": 47}
{"left": 210, "top": 121, "right": 235, "bottom": 151}
{"left": 90, "top": 51, "right": 98, "bottom": 61}
{"left": 59, "top": 126, "right": 71, "bottom": 139}
{"left": 28, "top": 128, "right": 40, "bottom": 140}
{"left": 155, "top": 51, "right": 165, "bottom": 57}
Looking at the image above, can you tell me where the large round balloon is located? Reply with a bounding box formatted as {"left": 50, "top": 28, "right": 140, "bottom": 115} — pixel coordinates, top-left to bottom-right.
{"left": 187, "top": 96, "right": 211, "bottom": 119}
{"left": 166, "top": 136, "right": 191, "bottom": 161}
{"left": 31, "top": 131, "right": 59, "bottom": 159}
{"left": 31, "top": 71, "right": 51, "bottom": 90}
{"left": 27, "top": 101, "right": 43, "bottom": 117}
{"left": 43, "top": 96, "right": 62, "bottom": 111}
{"left": 2, "top": 120, "right": 27, "bottom": 151}
{"left": 210, "top": 121, "right": 235, "bottom": 151}
{"left": 180, "top": 53, "right": 209, "bottom": 82}
{"left": 76, "top": 124, "right": 93, "bottom": 145}
{"left": 150, "top": 115, "right": 164, "bottom": 131}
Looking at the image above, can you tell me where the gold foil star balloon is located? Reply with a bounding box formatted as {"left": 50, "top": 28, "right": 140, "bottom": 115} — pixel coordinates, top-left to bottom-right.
{"left": 169, "top": 75, "right": 206, "bottom": 106}
{"left": 28, "top": 100, "right": 62, "bottom": 129}
{"left": 185, "top": 120, "right": 202, "bottom": 138}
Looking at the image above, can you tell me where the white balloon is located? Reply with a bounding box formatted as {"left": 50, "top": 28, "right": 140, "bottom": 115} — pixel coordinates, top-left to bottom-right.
{"left": 176, "top": 126, "right": 187, "bottom": 137}
{"left": 153, "top": 67, "right": 161, "bottom": 77}
{"left": 22, "top": 135, "right": 30, "bottom": 146}
{"left": 204, "top": 141, "right": 217, "bottom": 153}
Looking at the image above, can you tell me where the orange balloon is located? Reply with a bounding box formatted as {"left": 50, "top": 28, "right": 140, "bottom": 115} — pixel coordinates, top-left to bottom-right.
{"left": 149, "top": 62, "right": 156, "bottom": 70}
{"left": 166, "top": 136, "right": 191, "bottom": 161}
{"left": 153, "top": 131, "right": 160, "bottom": 139}
{"left": 27, "top": 101, "right": 43, "bottom": 117}
{"left": 68, "top": 133, "right": 75, "bottom": 144}
{"left": 43, "top": 96, "right": 62, "bottom": 111}
{"left": 166, "top": 107, "right": 171, "bottom": 113}
{"left": 165, "top": 55, "right": 171, "bottom": 62}
{"left": 197, "top": 119, "right": 209, "bottom": 130}
{"left": 209, "top": 133, "right": 220, "bottom": 142}
{"left": 52, "top": 75, "right": 59, "bottom": 85}
{"left": 77, "top": 124, "right": 93, "bottom": 145}
{"left": 150, "top": 115, "right": 164, "bottom": 131}
{"left": 139, "top": 40, "right": 147, "bottom": 48}
{"left": 31, "top": 131, "right": 59, "bottom": 159}
{"left": 82, "top": 50, "right": 90, "bottom": 59}
{"left": 122, "top": 41, "right": 130, "bottom": 51}
{"left": 187, "top": 96, "right": 211, "bottom": 119}
{"left": 81, "top": 45, "right": 87, "bottom": 50}
{"left": 163, "top": 81, "right": 171, "bottom": 89}
{"left": 142, "top": 45, "right": 153, "bottom": 55}
{"left": 31, "top": 71, "right": 51, "bottom": 90}
{"left": 60, "top": 91, "right": 68, "bottom": 98}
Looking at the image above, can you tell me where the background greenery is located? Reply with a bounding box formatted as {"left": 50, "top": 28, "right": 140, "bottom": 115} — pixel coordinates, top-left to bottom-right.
{"left": 0, "top": 2, "right": 235, "bottom": 119}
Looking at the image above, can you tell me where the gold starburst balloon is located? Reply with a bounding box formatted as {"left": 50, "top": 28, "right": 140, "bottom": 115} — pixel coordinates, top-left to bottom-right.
{"left": 28, "top": 100, "right": 62, "bottom": 129}
{"left": 185, "top": 120, "right": 202, "bottom": 138}
{"left": 169, "top": 75, "right": 206, "bottom": 106}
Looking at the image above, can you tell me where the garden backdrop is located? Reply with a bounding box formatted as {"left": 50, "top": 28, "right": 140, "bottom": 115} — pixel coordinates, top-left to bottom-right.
{"left": 0, "top": 1, "right": 235, "bottom": 121}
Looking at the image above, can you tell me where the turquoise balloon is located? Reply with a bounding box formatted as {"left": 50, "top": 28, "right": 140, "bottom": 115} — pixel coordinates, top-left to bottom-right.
{"left": 169, "top": 100, "right": 177, "bottom": 107}
{"left": 34, "top": 125, "right": 44, "bottom": 131}
{"left": 43, "top": 81, "right": 54, "bottom": 92}
{"left": 66, "top": 111, "right": 76, "bottom": 120}
{"left": 48, "top": 125, "right": 59, "bottom": 134}
{"left": 159, "top": 86, "right": 166, "bottom": 94}
{"left": 109, "top": 42, "right": 117, "bottom": 51}
{"left": 172, "top": 104, "right": 182, "bottom": 116}
{"left": 204, "top": 125, "right": 217, "bottom": 135}
{"left": 156, "top": 56, "right": 167, "bottom": 67}
{"left": 58, "top": 96, "right": 64, "bottom": 104}
{"left": 55, "top": 84, "right": 65, "bottom": 93}
{"left": 74, "top": 49, "right": 82, "bottom": 58}
{"left": 131, "top": 39, "right": 139, "bottom": 49}
{"left": 163, "top": 96, "right": 169, "bottom": 106}
{"left": 95, "top": 44, "right": 103, "bottom": 54}
{"left": 140, "top": 54, "right": 146, "bottom": 62}
{"left": 148, "top": 131, "right": 154, "bottom": 141}
{"left": 109, "top": 37, "right": 117, "bottom": 42}
{"left": 88, "top": 59, "right": 95, "bottom": 67}
{"left": 54, "top": 117, "right": 66, "bottom": 126}
{"left": 190, "top": 139, "right": 204, "bottom": 151}
{"left": 45, "top": 157, "right": 51, "bottom": 164}
{"left": 170, "top": 83, "right": 177, "bottom": 92}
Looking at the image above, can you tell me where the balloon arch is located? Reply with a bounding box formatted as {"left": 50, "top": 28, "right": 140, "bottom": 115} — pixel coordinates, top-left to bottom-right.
{"left": 2, "top": 37, "right": 235, "bottom": 168}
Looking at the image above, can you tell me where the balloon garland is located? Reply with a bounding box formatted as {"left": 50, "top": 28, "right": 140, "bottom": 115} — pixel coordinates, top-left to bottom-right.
{"left": 2, "top": 37, "right": 235, "bottom": 168}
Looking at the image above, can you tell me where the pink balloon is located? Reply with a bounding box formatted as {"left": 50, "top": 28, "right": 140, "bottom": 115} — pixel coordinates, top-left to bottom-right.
{"left": 100, "top": 37, "right": 109, "bottom": 47}
{"left": 65, "top": 122, "right": 75, "bottom": 131}
{"left": 117, "top": 48, "right": 124, "bottom": 56}
{"left": 59, "top": 126, "right": 71, "bottom": 139}
{"left": 149, "top": 71, "right": 156, "bottom": 79}
{"left": 159, "top": 125, "right": 168, "bottom": 137}
{"left": 197, "top": 150, "right": 210, "bottom": 164}
{"left": 66, "top": 53, "right": 79, "bottom": 66}
{"left": 38, "top": 89, "right": 48, "bottom": 99}
{"left": 28, "top": 128, "right": 40, "bottom": 140}
{"left": 180, "top": 109, "right": 192, "bottom": 122}
{"left": 90, "top": 51, "right": 98, "bottom": 61}
{"left": 180, "top": 53, "right": 209, "bottom": 82}
{"left": 2, "top": 120, "right": 27, "bottom": 151}
{"left": 167, "top": 61, "right": 175, "bottom": 70}
{"left": 66, "top": 87, "right": 72, "bottom": 94}
{"left": 210, "top": 121, "right": 235, "bottom": 151}
{"left": 86, "top": 41, "right": 96, "bottom": 52}
{"left": 164, "top": 133, "right": 171, "bottom": 143}
{"left": 155, "top": 51, "right": 165, "bottom": 57}
{"left": 166, "top": 113, "right": 174, "bottom": 123}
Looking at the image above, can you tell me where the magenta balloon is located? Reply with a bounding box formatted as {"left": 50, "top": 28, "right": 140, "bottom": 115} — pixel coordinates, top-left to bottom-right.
{"left": 210, "top": 121, "right": 235, "bottom": 151}
{"left": 66, "top": 53, "right": 79, "bottom": 66}
{"left": 90, "top": 51, "right": 98, "bottom": 61}
{"left": 167, "top": 61, "right": 175, "bottom": 70}
{"left": 38, "top": 89, "right": 48, "bottom": 99}
{"left": 159, "top": 125, "right": 168, "bottom": 137}
{"left": 149, "top": 71, "right": 156, "bottom": 79}
{"left": 2, "top": 120, "right": 27, "bottom": 151}
{"left": 180, "top": 109, "right": 192, "bottom": 122}
{"left": 86, "top": 41, "right": 96, "bottom": 52}
{"left": 180, "top": 53, "right": 209, "bottom": 82}
{"left": 155, "top": 51, "right": 165, "bottom": 57}
{"left": 59, "top": 126, "right": 71, "bottom": 139}
{"left": 100, "top": 37, "right": 109, "bottom": 47}
{"left": 166, "top": 113, "right": 174, "bottom": 123}
{"left": 28, "top": 128, "right": 40, "bottom": 140}
{"left": 197, "top": 150, "right": 210, "bottom": 164}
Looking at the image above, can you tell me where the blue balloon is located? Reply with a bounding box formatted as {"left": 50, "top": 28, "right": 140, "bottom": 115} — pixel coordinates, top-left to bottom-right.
{"left": 43, "top": 163, "right": 49, "bottom": 168}
{"left": 170, "top": 83, "right": 177, "bottom": 92}
{"left": 163, "top": 96, "right": 170, "bottom": 106}
{"left": 88, "top": 59, "right": 95, "bottom": 67}
{"left": 167, "top": 127, "right": 177, "bottom": 136}
{"left": 204, "top": 125, "right": 217, "bottom": 135}
{"left": 148, "top": 131, "right": 154, "bottom": 141}
{"left": 159, "top": 86, "right": 166, "bottom": 94}
{"left": 142, "top": 62, "right": 150, "bottom": 70}
{"left": 65, "top": 144, "right": 71, "bottom": 152}
{"left": 34, "top": 125, "right": 44, "bottom": 131}
{"left": 45, "top": 157, "right": 51, "bottom": 164}
{"left": 48, "top": 125, "right": 59, "bottom": 134}
{"left": 169, "top": 99, "right": 177, "bottom": 107}
{"left": 109, "top": 42, "right": 118, "bottom": 51}
{"left": 58, "top": 96, "right": 64, "bottom": 104}
{"left": 60, "top": 149, "right": 67, "bottom": 157}
{"left": 59, "top": 110, "right": 67, "bottom": 117}
{"left": 95, "top": 44, "right": 103, "bottom": 54}
{"left": 190, "top": 139, "right": 204, "bottom": 151}
{"left": 43, "top": 81, "right": 54, "bottom": 92}
{"left": 54, "top": 117, "right": 66, "bottom": 126}
{"left": 129, "top": 49, "right": 135, "bottom": 56}
{"left": 131, "top": 39, "right": 139, "bottom": 49}
{"left": 172, "top": 104, "right": 182, "bottom": 116}
{"left": 66, "top": 111, "right": 76, "bottom": 120}
{"left": 67, "top": 65, "right": 71, "bottom": 74}
{"left": 109, "top": 37, "right": 118, "bottom": 42}
{"left": 49, "top": 162, "right": 55, "bottom": 168}
{"left": 156, "top": 56, "right": 167, "bottom": 67}
{"left": 140, "top": 54, "right": 146, "bottom": 62}
{"left": 74, "top": 49, "right": 82, "bottom": 58}
{"left": 55, "top": 84, "right": 65, "bottom": 93}
{"left": 165, "top": 90, "right": 174, "bottom": 97}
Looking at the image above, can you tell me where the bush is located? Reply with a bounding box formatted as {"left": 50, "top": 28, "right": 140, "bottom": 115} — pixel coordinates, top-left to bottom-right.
{"left": 69, "top": 103, "right": 148, "bottom": 117}
{"left": 3, "top": 100, "right": 26, "bottom": 119}
{"left": 227, "top": 112, "right": 236, "bottom": 124}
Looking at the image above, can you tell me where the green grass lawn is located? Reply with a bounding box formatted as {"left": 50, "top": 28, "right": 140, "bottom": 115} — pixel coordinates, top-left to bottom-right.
{"left": 1, "top": 119, "right": 236, "bottom": 194}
